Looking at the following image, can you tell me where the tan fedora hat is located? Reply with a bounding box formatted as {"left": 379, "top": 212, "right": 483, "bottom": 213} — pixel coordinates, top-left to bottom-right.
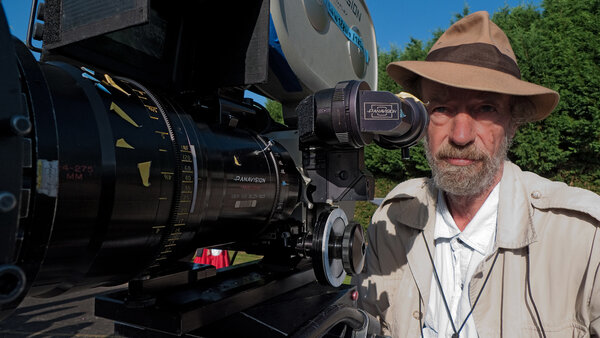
{"left": 387, "top": 11, "right": 559, "bottom": 122}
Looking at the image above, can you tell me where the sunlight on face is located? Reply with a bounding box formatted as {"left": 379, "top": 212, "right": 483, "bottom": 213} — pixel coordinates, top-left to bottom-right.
{"left": 421, "top": 79, "right": 514, "bottom": 197}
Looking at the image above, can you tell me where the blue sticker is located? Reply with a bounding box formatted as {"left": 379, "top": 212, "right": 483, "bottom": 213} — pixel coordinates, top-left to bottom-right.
{"left": 323, "top": 0, "right": 370, "bottom": 64}
{"left": 82, "top": 72, "right": 100, "bottom": 82}
{"left": 95, "top": 83, "right": 112, "bottom": 95}
{"left": 81, "top": 66, "right": 95, "bottom": 75}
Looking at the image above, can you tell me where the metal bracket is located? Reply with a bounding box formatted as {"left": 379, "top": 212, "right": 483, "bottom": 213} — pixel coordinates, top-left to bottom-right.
{"left": 26, "top": 0, "right": 42, "bottom": 53}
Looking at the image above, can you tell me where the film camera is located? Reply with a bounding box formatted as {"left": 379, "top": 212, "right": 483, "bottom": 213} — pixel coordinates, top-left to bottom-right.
{"left": 0, "top": 0, "right": 427, "bottom": 336}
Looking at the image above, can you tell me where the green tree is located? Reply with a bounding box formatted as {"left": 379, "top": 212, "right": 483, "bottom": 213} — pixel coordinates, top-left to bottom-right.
{"left": 493, "top": 0, "right": 600, "bottom": 191}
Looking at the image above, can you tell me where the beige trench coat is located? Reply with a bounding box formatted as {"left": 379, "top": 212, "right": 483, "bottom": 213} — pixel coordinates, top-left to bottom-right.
{"left": 353, "top": 161, "right": 600, "bottom": 337}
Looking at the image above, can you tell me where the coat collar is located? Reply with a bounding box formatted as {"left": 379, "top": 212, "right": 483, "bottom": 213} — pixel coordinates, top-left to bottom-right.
{"left": 379, "top": 161, "right": 539, "bottom": 308}
{"left": 382, "top": 161, "right": 538, "bottom": 250}
{"left": 381, "top": 178, "right": 438, "bottom": 309}
{"left": 382, "top": 178, "right": 437, "bottom": 231}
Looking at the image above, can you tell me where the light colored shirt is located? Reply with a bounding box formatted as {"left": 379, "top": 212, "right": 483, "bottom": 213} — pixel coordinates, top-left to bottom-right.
{"left": 422, "top": 184, "right": 499, "bottom": 338}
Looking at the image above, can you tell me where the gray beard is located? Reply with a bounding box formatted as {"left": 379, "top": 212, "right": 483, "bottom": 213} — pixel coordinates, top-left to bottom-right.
{"left": 424, "top": 136, "right": 509, "bottom": 197}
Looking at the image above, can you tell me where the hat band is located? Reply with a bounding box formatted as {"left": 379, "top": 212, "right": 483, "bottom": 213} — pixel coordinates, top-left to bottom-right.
{"left": 426, "top": 43, "right": 521, "bottom": 79}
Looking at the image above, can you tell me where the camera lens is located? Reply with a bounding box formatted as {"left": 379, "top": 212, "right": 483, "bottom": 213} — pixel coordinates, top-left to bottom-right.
{"left": 4, "top": 40, "right": 300, "bottom": 306}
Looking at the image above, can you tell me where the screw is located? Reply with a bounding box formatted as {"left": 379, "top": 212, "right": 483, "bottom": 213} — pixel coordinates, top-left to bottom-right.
{"left": 10, "top": 116, "right": 32, "bottom": 135}
{"left": 0, "top": 192, "right": 17, "bottom": 213}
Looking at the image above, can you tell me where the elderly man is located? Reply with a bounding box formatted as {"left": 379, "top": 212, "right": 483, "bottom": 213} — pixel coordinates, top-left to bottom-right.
{"left": 354, "top": 11, "right": 600, "bottom": 337}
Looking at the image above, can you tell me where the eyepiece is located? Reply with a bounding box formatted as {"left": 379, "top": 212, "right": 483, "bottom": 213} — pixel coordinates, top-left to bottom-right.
{"left": 298, "top": 80, "right": 428, "bottom": 150}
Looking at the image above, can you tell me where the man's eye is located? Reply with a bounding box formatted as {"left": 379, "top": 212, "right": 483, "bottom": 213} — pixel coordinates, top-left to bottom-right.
{"left": 431, "top": 106, "right": 448, "bottom": 113}
{"left": 429, "top": 106, "right": 452, "bottom": 124}
{"left": 479, "top": 105, "right": 497, "bottom": 113}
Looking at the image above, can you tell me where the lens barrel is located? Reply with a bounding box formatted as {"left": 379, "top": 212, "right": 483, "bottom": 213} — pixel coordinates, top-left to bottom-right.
{"left": 6, "top": 39, "right": 300, "bottom": 303}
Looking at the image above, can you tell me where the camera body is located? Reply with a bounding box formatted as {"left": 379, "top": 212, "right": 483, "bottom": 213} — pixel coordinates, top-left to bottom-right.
{"left": 0, "top": 1, "right": 426, "bottom": 336}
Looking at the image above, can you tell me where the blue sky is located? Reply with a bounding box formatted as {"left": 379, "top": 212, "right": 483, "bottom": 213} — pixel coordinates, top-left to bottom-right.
{"left": 2, "top": 0, "right": 541, "bottom": 104}
{"left": 367, "top": 0, "right": 540, "bottom": 51}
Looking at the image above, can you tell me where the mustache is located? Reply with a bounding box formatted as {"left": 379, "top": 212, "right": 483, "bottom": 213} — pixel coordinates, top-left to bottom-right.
{"left": 435, "top": 143, "right": 488, "bottom": 161}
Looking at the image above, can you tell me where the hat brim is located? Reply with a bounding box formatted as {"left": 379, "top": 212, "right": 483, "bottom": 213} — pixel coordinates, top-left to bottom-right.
{"left": 387, "top": 61, "right": 559, "bottom": 122}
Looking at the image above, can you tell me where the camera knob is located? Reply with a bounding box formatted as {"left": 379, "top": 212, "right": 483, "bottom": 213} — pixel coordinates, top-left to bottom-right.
{"left": 341, "top": 222, "right": 365, "bottom": 275}
{"left": 311, "top": 208, "right": 366, "bottom": 287}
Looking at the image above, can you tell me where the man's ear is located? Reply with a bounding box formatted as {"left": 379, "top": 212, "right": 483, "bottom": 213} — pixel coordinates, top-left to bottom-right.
{"left": 508, "top": 124, "right": 518, "bottom": 139}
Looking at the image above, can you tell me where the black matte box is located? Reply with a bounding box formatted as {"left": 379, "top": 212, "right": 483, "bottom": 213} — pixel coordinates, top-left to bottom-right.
{"left": 41, "top": 0, "right": 269, "bottom": 93}
{"left": 43, "top": 0, "right": 148, "bottom": 49}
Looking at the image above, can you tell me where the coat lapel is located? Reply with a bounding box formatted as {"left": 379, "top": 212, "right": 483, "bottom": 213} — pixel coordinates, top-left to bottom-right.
{"left": 495, "top": 161, "right": 538, "bottom": 250}
{"left": 404, "top": 222, "right": 436, "bottom": 310}
{"left": 469, "top": 161, "right": 538, "bottom": 334}
{"left": 386, "top": 179, "right": 438, "bottom": 310}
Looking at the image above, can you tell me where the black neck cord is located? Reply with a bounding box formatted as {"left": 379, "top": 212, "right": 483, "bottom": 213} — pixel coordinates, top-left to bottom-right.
{"left": 423, "top": 234, "right": 457, "bottom": 334}
{"left": 423, "top": 233, "right": 500, "bottom": 338}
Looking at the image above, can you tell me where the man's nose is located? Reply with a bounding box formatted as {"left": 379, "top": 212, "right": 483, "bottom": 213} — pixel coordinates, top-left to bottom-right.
{"left": 449, "top": 112, "right": 476, "bottom": 146}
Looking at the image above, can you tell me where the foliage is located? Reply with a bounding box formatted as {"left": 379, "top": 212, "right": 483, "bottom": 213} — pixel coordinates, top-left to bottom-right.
{"left": 230, "top": 251, "right": 262, "bottom": 265}
{"left": 352, "top": 177, "right": 402, "bottom": 229}
{"left": 265, "top": 99, "right": 284, "bottom": 124}
{"left": 492, "top": 0, "right": 600, "bottom": 192}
